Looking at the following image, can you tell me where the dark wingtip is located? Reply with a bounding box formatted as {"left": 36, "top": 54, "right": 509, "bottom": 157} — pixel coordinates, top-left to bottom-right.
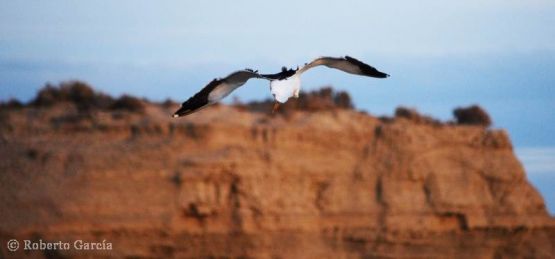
{"left": 369, "top": 72, "right": 389, "bottom": 78}
{"left": 344, "top": 56, "right": 389, "bottom": 79}
{"left": 367, "top": 71, "right": 389, "bottom": 79}
{"left": 173, "top": 105, "right": 196, "bottom": 118}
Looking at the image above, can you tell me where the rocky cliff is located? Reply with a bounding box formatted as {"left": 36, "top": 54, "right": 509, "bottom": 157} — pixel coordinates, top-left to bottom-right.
{"left": 0, "top": 97, "right": 554, "bottom": 258}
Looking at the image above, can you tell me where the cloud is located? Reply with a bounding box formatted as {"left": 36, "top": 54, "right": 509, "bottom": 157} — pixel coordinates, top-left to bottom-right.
{"left": 516, "top": 147, "right": 555, "bottom": 174}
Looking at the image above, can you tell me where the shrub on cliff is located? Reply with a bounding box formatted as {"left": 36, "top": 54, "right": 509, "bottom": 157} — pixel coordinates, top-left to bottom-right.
{"left": 30, "top": 81, "right": 148, "bottom": 114}
{"left": 109, "top": 95, "right": 145, "bottom": 113}
{"left": 334, "top": 91, "right": 354, "bottom": 109}
{"left": 453, "top": 105, "right": 491, "bottom": 127}
{"left": 395, "top": 107, "right": 421, "bottom": 120}
{"left": 394, "top": 107, "right": 441, "bottom": 125}
{"left": 31, "top": 81, "right": 114, "bottom": 111}
{"left": 64, "top": 81, "right": 95, "bottom": 104}
{"left": 0, "top": 99, "right": 24, "bottom": 109}
{"left": 32, "top": 83, "right": 62, "bottom": 107}
{"left": 161, "top": 98, "right": 178, "bottom": 108}
{"left": 238, "top": 87, "right": 355, "bottom": 114}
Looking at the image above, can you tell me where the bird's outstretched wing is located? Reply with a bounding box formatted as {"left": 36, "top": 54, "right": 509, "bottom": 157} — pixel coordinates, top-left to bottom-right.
{"left": 173, "top": 69, "right": 267, "bottom": 117}
{"left": 298, "top": 56, "right": 389, "bottom": 78}
{"left": 261, "top": 67, "right": 297, "bottom": 80}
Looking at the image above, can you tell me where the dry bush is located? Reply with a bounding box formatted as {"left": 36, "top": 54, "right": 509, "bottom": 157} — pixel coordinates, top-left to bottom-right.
{"left": 29, "top": 81, "right": 148, "bottom": 114}
{"left": 395, "top": 107, "right": 421, "bottom": 120}
{"left": 237, "top": 87, "right": 355, "bottom": 114}
{"left": 453, "top": 105, "right": 491, "bottom": 127}
{"left": 394, "top": 107, "right": 441, "bottom": 125}
{"left": 32, "top": 83, "right": 61, "bottom": 107}
{"left": 161, "top": 98, "right": 178, "bottom": 108}
{"left": 63, "top": 81, "right": 95, "bottom": 104}
{"left": 31, "top": 81, "right": 115, "bottom": 111}
{"left": 0, "top": 99, "right": 24, "bottom": 109}
{"left": 110, "top": 95, "right": 145, "bottom": 113}
{"left": 334, "top": 91, "right": 354, "bottom": 109}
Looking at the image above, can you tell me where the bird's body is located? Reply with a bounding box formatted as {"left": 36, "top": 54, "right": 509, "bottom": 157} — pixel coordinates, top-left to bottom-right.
{"left": 173, "top": 56, "right": 389, "bottom": 117}
{"left": 268, "top": 72, "right": 301, "bottom": 103}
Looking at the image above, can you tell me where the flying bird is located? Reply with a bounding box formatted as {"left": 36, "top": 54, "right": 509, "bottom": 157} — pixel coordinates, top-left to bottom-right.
{"left": 173, "top": 56, "right": 389, "bottom": 117}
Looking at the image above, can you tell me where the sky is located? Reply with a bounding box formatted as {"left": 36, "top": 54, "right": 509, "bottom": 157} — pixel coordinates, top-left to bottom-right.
{"left": 1, "top": 0, "right": 554, "bottom": 213}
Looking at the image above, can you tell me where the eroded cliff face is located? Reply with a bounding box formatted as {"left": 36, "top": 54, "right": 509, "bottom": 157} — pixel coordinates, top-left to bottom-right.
{"left": 0, "top": 103, "right": 553, "bottom": 258}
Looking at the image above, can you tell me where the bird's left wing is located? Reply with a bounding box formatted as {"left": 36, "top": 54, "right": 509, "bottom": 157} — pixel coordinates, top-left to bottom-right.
{"left": 173, "top": 69, "right": 267, "bottom": 117}
{"left": 298, "top": 56, "right": 389, "bottom": 78}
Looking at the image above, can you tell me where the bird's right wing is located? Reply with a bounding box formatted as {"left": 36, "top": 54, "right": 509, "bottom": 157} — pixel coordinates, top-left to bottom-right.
{"left": 298, "top": 56, "right": 389, "bottom": 78}
{"left": 173, "top": 69, "right": 268, "bottom": 117}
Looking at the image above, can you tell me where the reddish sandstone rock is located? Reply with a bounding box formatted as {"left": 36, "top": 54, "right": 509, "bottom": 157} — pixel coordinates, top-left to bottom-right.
{"left": 0, "top": 103, "right": 553, "bottom": 258}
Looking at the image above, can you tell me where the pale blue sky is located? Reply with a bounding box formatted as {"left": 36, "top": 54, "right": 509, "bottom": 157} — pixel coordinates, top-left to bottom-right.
{"left": 1, "top": 0, "right": 554, "bottom": 213}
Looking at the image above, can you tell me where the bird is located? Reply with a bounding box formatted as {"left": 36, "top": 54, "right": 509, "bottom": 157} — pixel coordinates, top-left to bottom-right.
{"left": 172, "top": 56, "right": 389, "bottom": 117}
